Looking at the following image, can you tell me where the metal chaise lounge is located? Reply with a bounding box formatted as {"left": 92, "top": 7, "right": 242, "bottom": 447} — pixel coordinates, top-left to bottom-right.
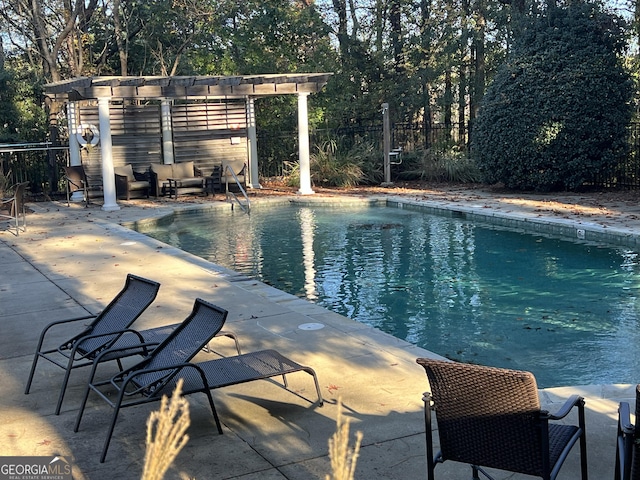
{"left": 25, "top": 273, "right": 241, "bottom": 415}
{"left": 25, "top": 274, "right": 161, "bottom": 414}
{"left": 416, "top": 357, "right": 588, "bottom": 480}
{"left": 615, "top": 384, "right": 640, "bottom": 480}
{"left": 74, "top": 297, "right": 323, "bottom": 462}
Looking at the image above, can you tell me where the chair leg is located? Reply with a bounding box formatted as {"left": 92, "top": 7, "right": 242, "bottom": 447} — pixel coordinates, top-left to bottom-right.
{"left": 24, "top": 329, "right": 50, "bottom": 394}
{"left": 74, "top": 362, "right": 102, "bottom": 433}
{"left": 203, "top": 390, "right": 223, "bottom": 435}
{"left": 20, "top": 204, "right": 26, "bottom": 233}
{"left": 579, "top": 431, "right": 589, "bottom": 480}
{"left": 472, "top": 466, "right": 481, "bottom": 479}
{"left": 24, "top": 353, "right": 41, "bottom": 394}
{"left": 100, "top": 392, "right": 127, "bottom": 463}
{"left": 54, "top": 355, "right": 77, "bottom": 415}
{"left": 306, "top": 367, "right": 324, "bottom": 406}
{"left": 579, "top": 404, "right": 588, "bottom": 480}
{"left": 424, "top": 393, "right": 436, "bottom": 480}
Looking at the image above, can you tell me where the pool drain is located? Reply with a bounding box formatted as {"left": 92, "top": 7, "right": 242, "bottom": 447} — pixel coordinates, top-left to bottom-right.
{"left": 298, "top": 323, "right": 325, "bottom": 331}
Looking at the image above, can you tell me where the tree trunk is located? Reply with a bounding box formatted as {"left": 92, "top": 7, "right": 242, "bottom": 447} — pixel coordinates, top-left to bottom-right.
{"left": 390, "top": 0, "right": 403, "bottom": 73}
{"left": 113, "top": 0, "right": 128, "bottom": 76}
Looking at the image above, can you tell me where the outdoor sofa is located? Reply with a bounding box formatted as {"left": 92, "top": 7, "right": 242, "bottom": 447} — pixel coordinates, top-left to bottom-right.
{"left": 149, "top": 161, "right": 205, "bottom": 198}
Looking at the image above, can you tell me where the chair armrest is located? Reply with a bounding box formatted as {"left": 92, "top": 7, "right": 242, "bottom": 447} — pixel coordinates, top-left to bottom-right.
{"left": 92, "top": 339, "right": 159, "bottom": 366}
{"left": 39, "top": 315, "right": 97, "bottom": 341}
{"left": 545, "top": 394, "right": 585, "bottom": 420}
{"left": 120, "top": 362, "right": 206, "bottom": 396}
{"left": 114, "top": 174, "right": 129, "bottom": 194}
{"left": 72, "top": 327, "right": 150, "bottom": 357}
{"left": 619, "top": 401, "right": 635, "bottom": 434}
{"left": 149, "top": 169, "right": 161, "bottom": 196}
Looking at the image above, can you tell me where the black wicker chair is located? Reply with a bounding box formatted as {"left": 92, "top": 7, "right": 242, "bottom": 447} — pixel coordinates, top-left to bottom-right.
{"left": 416, "top": 358, "right": 588, "bottom": 480}
{"left": 615, "top": 385, "right": 640, "bottom": 480}
{"left": 75, "top": 297, "right": 323, "bottom": 462}
{"left": 64, "top": 165, "right": 91, "bottom": 207}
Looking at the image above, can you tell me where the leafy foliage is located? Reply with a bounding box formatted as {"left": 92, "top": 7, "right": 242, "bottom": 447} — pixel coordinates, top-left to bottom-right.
{"left": 309, "top": 139, "right": 364, "bottom": 188}
{"left": 0, "top": 57, "right": 46, "bottom": 142}
{"left": 472, "top": 2, "right": 634, "bottom": 191}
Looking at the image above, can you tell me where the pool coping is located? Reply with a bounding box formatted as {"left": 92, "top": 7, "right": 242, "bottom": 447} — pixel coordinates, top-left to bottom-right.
{"left": 123, "top": 194, "right": 640, "bottom": 249}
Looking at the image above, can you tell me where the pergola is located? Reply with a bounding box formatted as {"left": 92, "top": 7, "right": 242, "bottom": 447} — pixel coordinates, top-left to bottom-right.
{"left": 44, "top": 73, "right": 332, "bottom": 210}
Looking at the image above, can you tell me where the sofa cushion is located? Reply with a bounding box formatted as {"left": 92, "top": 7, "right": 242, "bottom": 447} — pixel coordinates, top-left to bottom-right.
{"left": 128, "top": 180, "right": 150, "bottom": 191}
{"left": 114, "top": 164, "right": 135, "bottom": 181}
{"left": 172, "top": 161, "right": 194, "bottom": 179}
{"left": 150, "top": 163, "right": 174, "bottom": 180}
{"left": 175, "top": 178, "right": 204, "bottom": 188}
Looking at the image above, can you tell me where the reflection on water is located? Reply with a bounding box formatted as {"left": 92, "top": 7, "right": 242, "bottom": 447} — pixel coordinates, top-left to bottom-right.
{"left": 135, "top": 204, "right": 640, "bottom": 387}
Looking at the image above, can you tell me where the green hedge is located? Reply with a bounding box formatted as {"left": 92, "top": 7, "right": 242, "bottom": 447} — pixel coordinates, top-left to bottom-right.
{"left": 472, "top": 2, "right": 634, "bottom": 191}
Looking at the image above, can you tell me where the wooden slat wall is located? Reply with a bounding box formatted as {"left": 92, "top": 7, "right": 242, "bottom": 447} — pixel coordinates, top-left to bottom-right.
{"left": 172, "top": 101, "right": 248, "bottom": 175}
{"left": 78, "top": 101, "right": 249, "bottom": 184}
{"left": 79, "top": 104, "right": 162, "bottom": 184}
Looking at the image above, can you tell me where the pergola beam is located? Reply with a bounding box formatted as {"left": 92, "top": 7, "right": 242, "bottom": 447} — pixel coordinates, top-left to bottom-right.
{"left": 44, "top": 73, "right": 332, "bottom": 210}
{"left": 44, "top": 74, "right": 332, "bottom": 101}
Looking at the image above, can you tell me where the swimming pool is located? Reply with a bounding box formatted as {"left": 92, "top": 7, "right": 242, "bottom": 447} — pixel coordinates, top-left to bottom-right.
{"left": 134, "top": 201, "right": 640, "bottom": 387}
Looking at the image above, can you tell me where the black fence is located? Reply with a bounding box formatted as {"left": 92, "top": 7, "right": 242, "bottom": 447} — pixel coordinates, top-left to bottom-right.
{"left": 256, "top": 122, "right": 468, "bottom": 177}
{"left": 4, "top": 122, "right": 640, "bottom": 195}
{"left": 0, "top": 143, "right": 69, "bottom": 198}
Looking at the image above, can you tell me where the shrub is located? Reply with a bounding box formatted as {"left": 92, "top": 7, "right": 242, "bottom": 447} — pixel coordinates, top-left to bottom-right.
{"left": 311, "top": 139, "right": 364, "bottom": 187}
{"left": 282, "top": 138, "right": 381, "bottom": 188}
{"left": 472, "top": 2, "right": 634, "bottom": 191}
{"left": 398, "top": 143, "right": 482, "bottom": 183}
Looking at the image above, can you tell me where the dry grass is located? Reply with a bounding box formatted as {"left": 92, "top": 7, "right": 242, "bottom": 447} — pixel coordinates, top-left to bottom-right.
{"left": 326, "top": 398, "right": 364, "bottom": 480}
{"left": 141, "top": 379, "right": 190, "bottom": 480}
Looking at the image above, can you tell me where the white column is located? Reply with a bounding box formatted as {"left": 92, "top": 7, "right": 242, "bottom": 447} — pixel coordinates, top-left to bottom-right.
{"left": 67, "top": 102, "right": 81, "bottom": 167}
{"left": 66, "top": 102, "right": 85, "bottom": 202}
{"left": 161, "top": 99, "right": 174, "bottom": 165}
{"left": 98, "top": 97, "right": 120, "bottom": 211}
{"left": 246, "top": 97, "right": 261, "bottom": 188}
{"left": 297, "top": 92, "right": 314, "bottom": 195}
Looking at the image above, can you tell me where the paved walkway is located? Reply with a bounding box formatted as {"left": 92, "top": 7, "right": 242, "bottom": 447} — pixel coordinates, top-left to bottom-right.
{"left": 0, "top": 186, "right": 638, "bottom": 479}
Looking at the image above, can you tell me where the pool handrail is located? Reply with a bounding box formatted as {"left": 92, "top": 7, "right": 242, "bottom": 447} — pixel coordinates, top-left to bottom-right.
{"left": 224, "top": 164, "right": 250, "bottom": 213}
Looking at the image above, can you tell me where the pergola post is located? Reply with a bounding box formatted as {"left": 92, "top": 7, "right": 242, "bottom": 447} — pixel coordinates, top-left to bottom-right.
{"left": 98, "top": 97, "right": 120, "bottom": 211}
{"left": 66, "top": 102, "right": 85, "bottom": 202}
{"left": 297, "top": 92, "right": 314, "bottom": 195}
{"left": 161, "top": 99, "right": 174, "bottom": 165}
{"left": 67, "top": 102, "right": 82, "bottom": 168}
{"left": 246, "top": 97, "right": 261, "bottom": 188}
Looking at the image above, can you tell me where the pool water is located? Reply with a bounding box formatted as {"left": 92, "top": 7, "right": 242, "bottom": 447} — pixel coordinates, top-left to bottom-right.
{"left": 135, "top": 203, "right": 640, "bottom": 387}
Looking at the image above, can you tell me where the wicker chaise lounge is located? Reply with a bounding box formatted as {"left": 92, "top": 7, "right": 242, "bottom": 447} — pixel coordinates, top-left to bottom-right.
{"left": 416, "top": 357, "right": 588, "bottom": 480}
{"left": 74, "top": 297, "right": 323, "bottom": 462}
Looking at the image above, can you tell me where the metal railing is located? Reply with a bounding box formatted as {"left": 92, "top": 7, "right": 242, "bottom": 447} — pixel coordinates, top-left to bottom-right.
{"left": 224, "top": 164, "right": 250, "bottom": 213}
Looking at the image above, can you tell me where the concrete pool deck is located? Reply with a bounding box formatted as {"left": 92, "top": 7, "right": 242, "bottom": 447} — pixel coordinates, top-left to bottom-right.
{"left": 1, "top": 185, "right": 639, "bottom": 479}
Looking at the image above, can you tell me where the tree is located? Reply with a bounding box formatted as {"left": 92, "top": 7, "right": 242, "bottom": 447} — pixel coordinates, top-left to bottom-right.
{"left": 472, "top": 1, "right": 634, "bottom": 191}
